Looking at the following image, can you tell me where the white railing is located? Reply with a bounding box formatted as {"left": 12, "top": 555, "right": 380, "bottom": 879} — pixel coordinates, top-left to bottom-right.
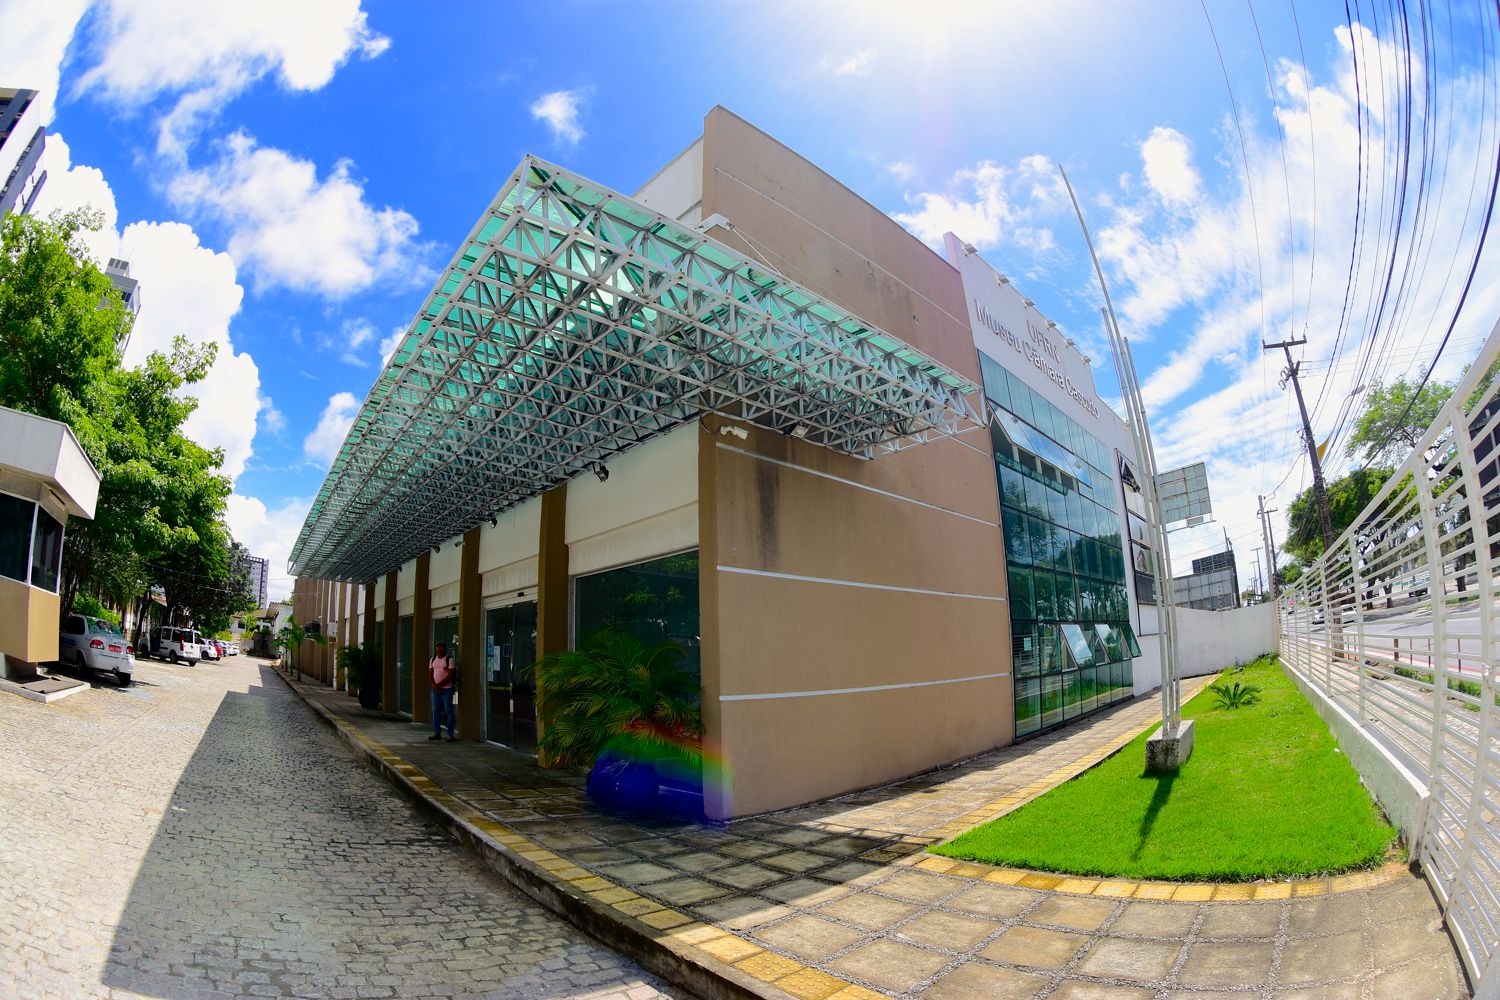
{"left": 1280, "top": 319, "right": 1500, "bottom": 989}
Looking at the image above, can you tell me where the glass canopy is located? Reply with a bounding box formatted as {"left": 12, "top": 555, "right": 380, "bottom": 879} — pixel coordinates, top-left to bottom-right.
{"left": 290, "top": 156, "right": 982, "bottom": 582}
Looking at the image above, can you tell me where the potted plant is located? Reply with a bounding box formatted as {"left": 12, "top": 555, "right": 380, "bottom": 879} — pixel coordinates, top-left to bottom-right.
{"left": 531, "top": 628, "right": 704, "bottom": 819}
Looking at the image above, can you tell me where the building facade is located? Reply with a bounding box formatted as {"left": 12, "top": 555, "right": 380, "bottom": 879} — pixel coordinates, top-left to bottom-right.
{"left": 1171, "top": 550, "right": 1241, "bottom": 611}
{"left": 245, "top": 554, "right": 269, "bottom": 610}
{"left": 0, "top": 88, "right": 46, "bottom": 219}
{"left": 289, "top": 108, "right": 1171, "bottom": 819}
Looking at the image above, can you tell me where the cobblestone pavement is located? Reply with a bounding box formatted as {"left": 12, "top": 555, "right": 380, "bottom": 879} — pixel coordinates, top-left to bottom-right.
{"left": 0, "top": 657, "right": 684, "bottom": 1000}
{"left": 298, "top": 674, "right": 1470, "bottom": 1000}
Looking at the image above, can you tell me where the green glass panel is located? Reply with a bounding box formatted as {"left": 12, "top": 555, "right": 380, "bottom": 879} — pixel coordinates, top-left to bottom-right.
{"left": 1008, "top": 567, "right": 1034, "bottom": 619}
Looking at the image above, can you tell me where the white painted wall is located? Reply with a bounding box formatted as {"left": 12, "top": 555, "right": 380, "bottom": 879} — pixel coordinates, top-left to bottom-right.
{"left": 633, "top": 138, "right": 703, "bottom": 225}
{"left": 1134, "top": 602, "right": 1277, "bottom": 693}
{"left": 567, "top": 425, "right": 698, "bottom": 575}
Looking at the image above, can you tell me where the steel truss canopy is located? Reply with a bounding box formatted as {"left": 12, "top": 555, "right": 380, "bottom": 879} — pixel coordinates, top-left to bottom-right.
{"left": 290, "top": 156, "right": 982, "bottom": 582}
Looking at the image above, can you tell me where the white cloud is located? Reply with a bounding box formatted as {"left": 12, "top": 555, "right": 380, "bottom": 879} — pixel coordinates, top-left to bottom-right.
{"left": 32, "top": 134, "right": 264, "bottom": 483}
{"left": 304, "top": 391, "right": 359, "bottom": 466}
{"left": 379, "top": 325, "right": 407, "bottom": 365}
{"left": 168, "top": 132, "right": 430, "bottom": 299}
{"left": 259, "top": 394, "right": 286, "bottom": 434}
{"left": 0, "top": 0, "right": 91, "bottom": 125}
{"left": 75, "top": 0, "right": 389, "bottom": 157}
{"left": 529, "top": 89, "right": 586, "bottom": 145}
{"left": 224, "top": 493, "right": 311, "bottom": 601}
{"left": 886, "top": 161, "right": 917, "bottom": 182}
{"left": 822, "top": 48, "right": 876, "bottom": 77}
{"left": 324, "top": 317, "right": 377, "bottom": 366}
{"left": 891, "top": 154, "right": 1066, "bottom": 257}
{"left": 1138, "top": 126, "right": 1202, "bottom": 207}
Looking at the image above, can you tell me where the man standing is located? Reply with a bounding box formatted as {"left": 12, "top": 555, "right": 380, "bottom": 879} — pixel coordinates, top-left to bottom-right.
{"left": 428, "top": 641, "right": 457, "bottom": 742}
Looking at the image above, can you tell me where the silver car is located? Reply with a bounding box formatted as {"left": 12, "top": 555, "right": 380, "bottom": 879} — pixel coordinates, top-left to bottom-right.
{"left": 59, "top": 614, "right": 133, "bottom": 686}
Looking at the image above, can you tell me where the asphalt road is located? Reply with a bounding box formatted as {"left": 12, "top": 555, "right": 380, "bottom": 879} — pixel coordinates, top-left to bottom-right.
{"left": 0, "top": 655, "right": 684, "bottom": 999}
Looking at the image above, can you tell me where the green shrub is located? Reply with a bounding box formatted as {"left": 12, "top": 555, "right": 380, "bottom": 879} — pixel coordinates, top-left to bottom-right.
{"left": 71, "top": 594, "right": 122, "bottom": 628}
{"left": 1210, "top": 680, "right": 1261, "bottom": 709}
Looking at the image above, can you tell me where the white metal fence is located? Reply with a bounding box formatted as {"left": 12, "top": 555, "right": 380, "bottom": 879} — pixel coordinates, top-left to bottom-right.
{"left": 1280, "top": 323, "right": 1500, "bottom": 989}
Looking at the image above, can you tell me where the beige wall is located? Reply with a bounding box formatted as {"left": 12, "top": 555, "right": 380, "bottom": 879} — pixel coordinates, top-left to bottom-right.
{"left": 697, "top": 108, "right": 1012, "bottom": 818}
{"left": 0, "top": 576, "right": 60, "bottom": 664}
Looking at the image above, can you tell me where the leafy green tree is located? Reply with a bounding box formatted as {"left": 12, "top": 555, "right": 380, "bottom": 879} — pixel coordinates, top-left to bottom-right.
{"left": 1346, "top": 376, "right": 1454, "bottom": 467}
{"left": 0, "top": 209, "right": 132, "bottom": 426}
{"left": 0, "top": 208, "right": 246, "bottom": 635}
{"left": 1284, "top": 467, "right": 1396, "bottom": 565}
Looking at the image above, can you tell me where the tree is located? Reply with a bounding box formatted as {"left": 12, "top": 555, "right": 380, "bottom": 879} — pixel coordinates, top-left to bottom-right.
{"left": 276, "top": 615, "right": 328, "bottom": 681}
{"left": 1284, "top": 466, "right": 1396, "bottom": 565}
{"left": 1346, "top": 376, "right": 1454, "bottom": 467}
{"left": 0, "top": 209, "right": 132, "bottom": 426}
{"left": 0, "top": 208, "right": 245, "bottom": 637}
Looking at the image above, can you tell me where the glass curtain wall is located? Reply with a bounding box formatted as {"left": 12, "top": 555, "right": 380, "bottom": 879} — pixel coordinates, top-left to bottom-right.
{"left": 981, "top": 354, "right": 1137, "bottom": 738}
{"left": 397, "top": 616, "right": 414, "bottom": 715}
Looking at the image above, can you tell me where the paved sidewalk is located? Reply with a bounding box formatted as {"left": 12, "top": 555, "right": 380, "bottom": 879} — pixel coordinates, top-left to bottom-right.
{"left": 291, "top": 673, "right": 1468, "bottom": 1000}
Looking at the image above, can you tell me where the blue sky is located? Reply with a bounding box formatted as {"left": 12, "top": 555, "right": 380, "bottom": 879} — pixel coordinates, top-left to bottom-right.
{"left": 6, "top": 0, "right": 1497, "bottom": 597}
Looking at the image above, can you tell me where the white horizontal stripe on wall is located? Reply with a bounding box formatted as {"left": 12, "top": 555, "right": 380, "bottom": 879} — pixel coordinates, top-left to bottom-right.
{"left": 717, "top": 564, "right": 1005, "bottom": 602}
{"left": 570, "top": 502, "right": 698, "bottom": 577}
{"left": 721, "top": 671, "right": 1011, "bottom": 702}
{"left": 714, "top": 442, "right": 998, "bottom": 528}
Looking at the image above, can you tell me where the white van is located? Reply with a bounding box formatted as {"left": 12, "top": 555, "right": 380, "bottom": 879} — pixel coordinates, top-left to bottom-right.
{"left": 149, "top": 626, "right": 204, "bottom": 664}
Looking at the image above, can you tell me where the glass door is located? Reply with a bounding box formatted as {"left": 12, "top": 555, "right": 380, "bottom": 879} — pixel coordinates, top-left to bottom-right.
{"left": 484, "top": 601, "right": 538, "bottom": 751}
{"left": 431, "top": 612, "right": 459, "bottom": 714}
{"left": 396, "top": 616, "right": 413, "bottom": 715}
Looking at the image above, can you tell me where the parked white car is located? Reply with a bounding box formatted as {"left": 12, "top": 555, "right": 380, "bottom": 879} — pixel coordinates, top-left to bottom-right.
{"left": 149, "top": 626, "right": 204, "bottom": 664}
{"left": 59, "top": 614, "right": 134, "bottom": 686}
{"left": 227, "top": 642, "right": 240, "bottom": 656}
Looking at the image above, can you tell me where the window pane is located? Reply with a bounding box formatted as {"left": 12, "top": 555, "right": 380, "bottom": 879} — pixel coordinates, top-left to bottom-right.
{"left": 1015, "top": 677, "right": 1040, "bottom": 736}
{"left": 0, "top": 493, "right": 33, "bottom": 583}
{"left": 980, "top": 353, "right": 1011, "bottom": 411}
{"left": 30, "top": 506, "right": 63, "bottom": 593}
{"left": 1054, "top": 574, "right": 1076, "bottom": 619}
{"left": 1027, "top": 515, "right": 1052, "bottom": 566}
{"left": 1002, "top": 509, "right": 1030, "bottom": 566}
{"left": 1008, "top": 567, "right": 1034, "bottom": 619}
{"left": 575, "top": 551, "right": 701, "bottom": 684}
{"left": 1033, "top": 570, "right": 1056, "bottom": 620}
{"left": 1013, "top": 628, "right": 1040, "bottom": 676}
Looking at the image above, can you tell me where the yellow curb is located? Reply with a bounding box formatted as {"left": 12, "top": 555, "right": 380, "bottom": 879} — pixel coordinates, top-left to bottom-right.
{"left": 668, "top": 923, "right": 728, "bottom": 946}
{"left": 1254, "top": 883, "right": 1294, "bottom": 900}
{"left": 638, "top": 908, "right": 693, "bottom": 931}
{"left": 1055, "top": 878, "right": 1100, "bottom": 895}
{"left": 774, "top": 967, "right": 847, "bottom": 1000}
{"left": 569, "top": 876, "right": 611, "bottom": 892}
{"left": 984, "top": 869, "right": 1028, "bottom": 885}
{"left": 735, "top": 952, "right": 803, "bottom": 982}
{"left": 948, "top": 863, "right": 993, "bottom": 879}
{"left": 589, "top": 886, "right": 638, "bottom": 905}
{"left": 698, "top": 935, "right": 763, "bottom": 964}
{"left": 1171, "top": 884, "right": 1215, "bottom": 902}
{"left": 612, "top": 898, "right": 663, "bottom": 917}
{"left": 536, "top": 857, "right": 573, "bottom": 872}
{"left": 1212, "top": 884, "right": 1256, "bottom": 901}
{"left": 915, "top": 857, "right": 956, "bottom": 873}
{"left": 826, "top": 985, "right": 889, "bottom": 1000}
{"left": 1293, "top": 880, "right": 1330, "bottom": 897}
{"left": 1019, "top": 873, "right": 1064, "bottom": 891}
{"left": 1133, "top": 883, "right": 1176, "bottom": 900}
{"left": 1092, "top": 881, "right": 1136, "bottom": 898}
{"left": 554, "top": 866, "right": 591, "bottom": 881}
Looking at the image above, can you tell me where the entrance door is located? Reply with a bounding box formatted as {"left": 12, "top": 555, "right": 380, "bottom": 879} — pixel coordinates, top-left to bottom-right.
{"left": 484, "top": 601, "right": 538, "bottom": 751}
{"left": 430, "top": 612, "right": 459, "bottom": 719}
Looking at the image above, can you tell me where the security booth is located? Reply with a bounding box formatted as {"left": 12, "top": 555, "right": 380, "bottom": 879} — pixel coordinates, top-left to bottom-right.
{"left": 0, "top": 406, "right": 101, "bottom": 679}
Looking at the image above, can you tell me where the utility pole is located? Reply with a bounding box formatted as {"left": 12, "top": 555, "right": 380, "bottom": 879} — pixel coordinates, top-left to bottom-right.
{"left": 1258, "top": 494, "right": 1280, "bottom": 597}
{"left": 1265, "top": 337, "right": 1335, "bottom": 552}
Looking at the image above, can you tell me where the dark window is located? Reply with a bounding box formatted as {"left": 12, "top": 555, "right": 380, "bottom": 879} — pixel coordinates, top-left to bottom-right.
{"left": 65, "top": 614, "right": 86, "bottom": 635}
{"left": 0, "top": 493, "right": 33, "bottom": 583}
{"left": 575, "top": 550, "right": 700, "bottom": 684}
{"left": 29, "top": 506, "right": 63, "bottom": 593}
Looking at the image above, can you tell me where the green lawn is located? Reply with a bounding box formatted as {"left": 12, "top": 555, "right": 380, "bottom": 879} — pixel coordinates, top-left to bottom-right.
{"left": 934, "top": 655, "right": 1397, "bottom": 880}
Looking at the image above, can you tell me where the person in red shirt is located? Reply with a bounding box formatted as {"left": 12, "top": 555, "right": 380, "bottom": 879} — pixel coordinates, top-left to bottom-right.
{"left": 428, "top": 642, "right": 456, "bottom": 741}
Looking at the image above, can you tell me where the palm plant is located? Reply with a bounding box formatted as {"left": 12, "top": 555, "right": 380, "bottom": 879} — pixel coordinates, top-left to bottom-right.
{"left": 1210, "top": 680, "right": 1262, "bottom": 710}
{"left": 276, "top": 615, "right": 328, "bottom": 682}
{"left": 532, "top": 628, "right": 702, "bottom": 769}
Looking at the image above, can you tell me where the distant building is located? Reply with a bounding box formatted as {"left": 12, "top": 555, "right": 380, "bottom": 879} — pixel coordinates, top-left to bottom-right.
{"left": 105, "top": 258, "right": 141, "bottom": 315}
{"left": 1171, "top": 549, "right": 1241, "bottom": 611}
{"left": 0, "top": 88, "right": 46, "bottom": 218}
{"left": 245, "top": 555, "right": 269, "bottom": 609}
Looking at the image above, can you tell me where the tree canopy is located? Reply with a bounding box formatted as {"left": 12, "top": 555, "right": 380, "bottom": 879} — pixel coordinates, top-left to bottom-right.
{"left": 0, "top": 209, "right": 257, "bottom": 633}
{"left": 1284, "top": 466, "right": 1396, "bottom": 565}
{"left": 1345, "top": 376, "right": 1455, "bottom": 467}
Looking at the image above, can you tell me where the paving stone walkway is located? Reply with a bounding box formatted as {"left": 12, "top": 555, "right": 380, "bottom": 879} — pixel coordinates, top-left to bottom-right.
{"left": 0, "top": 656, "right": 681, "bottom": 999}
{"left": 294, "top": 672, "right": 1470, "bottom": 1000}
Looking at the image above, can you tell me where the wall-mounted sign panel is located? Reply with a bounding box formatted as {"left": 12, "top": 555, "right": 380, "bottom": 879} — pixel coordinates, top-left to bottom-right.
{"left": 1155, "top": 462, "right": 1212, "bottom": 524}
